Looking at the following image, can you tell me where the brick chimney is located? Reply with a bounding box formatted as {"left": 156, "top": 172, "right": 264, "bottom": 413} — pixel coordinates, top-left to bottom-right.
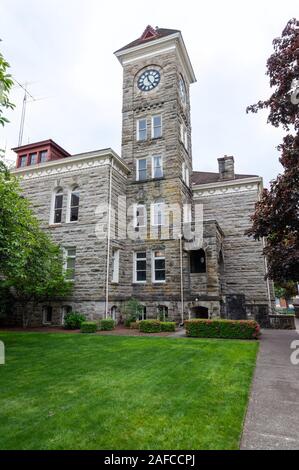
{"left": 218, "top": 155, "right": 235, "bottom": 180}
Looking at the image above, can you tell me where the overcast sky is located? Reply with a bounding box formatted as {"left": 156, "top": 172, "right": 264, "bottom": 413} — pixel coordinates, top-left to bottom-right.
{"left": 1, "top": 0, "right": 297, "bottom": 185}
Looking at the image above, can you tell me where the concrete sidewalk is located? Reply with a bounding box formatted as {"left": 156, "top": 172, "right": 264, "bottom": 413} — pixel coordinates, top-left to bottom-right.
{"left": 241, "top": 320, "right": 299, "bottom": 449}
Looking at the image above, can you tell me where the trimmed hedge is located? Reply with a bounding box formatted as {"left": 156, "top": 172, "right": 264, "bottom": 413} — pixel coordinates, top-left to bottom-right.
{"left": 64, "top": 312, "right": 86, "bottom": 329}
{"left": 80, "top": 321, "right": 97, "bottom": 333}
{"left": 99, "top": 319, "right": 115, "bottom": 331}
{"left": 185, "top": 319, "right": 260, "bottom": 340}
{"left": 139, "top": 320, "right": 161, "bottom": 333}
{"left": 160, "top": 321, "right": 176, "bottom": 332}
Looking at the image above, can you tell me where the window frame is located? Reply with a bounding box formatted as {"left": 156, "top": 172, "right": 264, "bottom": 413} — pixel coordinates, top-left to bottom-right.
{"left": 19, "top": 154, "right": 27, "bottom": 167}
{"left": 151, "top": 115, "right": 162, "bottom": 139}
{"left": 63, "top": 247, "right": 76, "bottom": 281}
{"left": 67, "top": 186, "right": 80, "bottom": 223}
{"left": 42, "top": 305, "right": 53, "bottom": 325}
{"left": 151, "top": 155, "right": 163, "bottom": 179}
{"left": 39, "top": 150, "right": 48, "bottom": 163}
{"left": 136, "top": 157, "right": 147, "bottom": 181}
{"left": 134, "top": 203, "right": 146, "bottom": 229}
{"left": 152, "top": 250, "right": 166, "bottom": 283}
{"left": 29, "top": 152, "right": 38, "bottom": 165}
{"left": 111, "top": 249, "right": 120, "bottom": 284}
{"left": 134, "top": 251, "right": 147, "bottom": 284}
{"left": 50, "top": 188, "right": 63, "bottom": 225}
{"left": 151, "top": 200, "right": 165, "bottom": 227}
{"left": 137, "top": 118, "right": 147, "bottom": 141}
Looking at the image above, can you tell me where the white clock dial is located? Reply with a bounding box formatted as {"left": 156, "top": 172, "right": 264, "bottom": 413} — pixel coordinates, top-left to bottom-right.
{"left": 138, "top": 69, "right": 160, "bottom": 91}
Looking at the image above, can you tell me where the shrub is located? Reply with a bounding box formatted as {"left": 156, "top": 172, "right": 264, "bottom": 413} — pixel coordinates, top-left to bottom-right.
{"left": 99, "top": 319, "right": 115, "bottom": 331}
{"left": 64, "top": 312, "right": 86, "bottom": 329}
{"left": 185, "top": 319, "right": 260, "bottom": 340}
{"left": 160, "top": 321, "right": 176, "bottom": 332}
{"left": 124, "top": 317, "right": 134, "bottom": 328}
{"left": 130, "top": 321, "right": 140, "bottom": 330}
{"left": 81, "top": 321, "right": 97, "bottom": 333}
{"left": 139, "top": 320, "right": 161, "bottom": 333}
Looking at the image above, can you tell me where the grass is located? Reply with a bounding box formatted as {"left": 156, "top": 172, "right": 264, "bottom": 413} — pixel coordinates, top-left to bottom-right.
{"left": 0, "top": 332, "right": 258, "bottom": 450}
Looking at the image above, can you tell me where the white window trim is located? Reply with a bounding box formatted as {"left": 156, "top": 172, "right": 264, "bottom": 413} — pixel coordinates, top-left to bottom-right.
{"left": 152, "top": 250, "right": 166, "bottom": 284}
{"left": 134, "top": 204, "right": 146, "bottom": 228}
{"left": 151, "top": 155, "right": 163, "bottom": 179}
{"left": 63, "top": 247, "right": 76, "bottom": 282}
{"left": 111, "top": 249, "right": 120, "bottom": 283}
{"left": 66, "top": 186, "right": 80, "bottom": 224}
{"left": 151, "top": 115, "right": 162, "bottom": 139}
{"left": 137, "top": 118, "right": 147, "bottom": 141}
{"left": 151, "top": 201, "right": 165, "bottom": 226}
{"left": 133, "top": 251, "right": 147, "bottom": 284}
{"left": 136, "top": 157, "right": 147, "bottom": 181}
{"left": 50, "top": 188, "right": 63, "bottom": 225}
{"left": 42, "top": 306, "right": 53, "bottom": 325}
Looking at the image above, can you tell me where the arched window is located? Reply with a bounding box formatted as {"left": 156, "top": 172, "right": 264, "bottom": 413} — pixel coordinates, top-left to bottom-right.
{"left": 134, "top": 203, "right": 146, "bottom": 229}
{"left": 138, "top": 306, "right": 147, "bottom": 321}
{"left": 157, "top": 305, "right": 168, "bottom": 321}
{"left": 52, "top": 188, "right": 63, "bottom": 224}
{"left": 190, "top": 249, "right": 206, "bottom": 273}
{"left": 152, "top": 199, "right": 164, "bottom": 226}
{"left": 69, "top": 186, "right": 80, "bottom": 222}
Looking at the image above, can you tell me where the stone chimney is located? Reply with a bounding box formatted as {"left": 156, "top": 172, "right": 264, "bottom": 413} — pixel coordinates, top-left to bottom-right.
{"left": 218, "top": 155, "right": 235, "bottom": 180}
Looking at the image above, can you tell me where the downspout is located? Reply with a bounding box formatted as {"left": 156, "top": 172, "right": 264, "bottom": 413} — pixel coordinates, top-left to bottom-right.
{"left": 257, "top": 181, "right": 273, "bottom": 314}
{"left": 105, "top": 157, "right": 113, "bottom": 319}
{"left": 179, "top": 234, "right": 184, "bottom": 325}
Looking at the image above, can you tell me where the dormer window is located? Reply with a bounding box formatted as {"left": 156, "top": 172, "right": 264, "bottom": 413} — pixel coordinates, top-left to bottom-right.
{"left": 39, "top": 150, "right": 48, "bottom": 163}
{"left": 19, "top": 155, "right": 27, "bottom": 167}
{"left": 29, "top": 153, "right": 38, "bottom": 165}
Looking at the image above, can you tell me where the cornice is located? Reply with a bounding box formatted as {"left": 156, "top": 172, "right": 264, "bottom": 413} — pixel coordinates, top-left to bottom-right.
{"left": 11, "top": 149, "right": 130, "bottom": 181}
{"left": 192, "top": 176, "right": 262, "bottom": 197}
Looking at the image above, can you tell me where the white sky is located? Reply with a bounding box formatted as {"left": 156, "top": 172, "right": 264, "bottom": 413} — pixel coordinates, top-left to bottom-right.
{"left": 0, "top": 0, "right": 297, "bottom": 185}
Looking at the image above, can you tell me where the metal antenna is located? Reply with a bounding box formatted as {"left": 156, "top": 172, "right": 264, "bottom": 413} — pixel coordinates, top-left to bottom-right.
{"left": 13, "top": 79, "right": 36, "bottom": 147}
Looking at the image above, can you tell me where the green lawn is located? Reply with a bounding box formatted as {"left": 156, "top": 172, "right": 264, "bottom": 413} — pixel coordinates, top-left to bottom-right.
{"left": 0, "top": 332, "right": 258, "bottom": 450}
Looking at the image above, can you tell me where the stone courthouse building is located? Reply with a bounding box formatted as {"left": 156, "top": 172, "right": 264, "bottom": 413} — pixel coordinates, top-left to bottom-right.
{"left": 11, "top": 26, "right": 274, "bottom": 326}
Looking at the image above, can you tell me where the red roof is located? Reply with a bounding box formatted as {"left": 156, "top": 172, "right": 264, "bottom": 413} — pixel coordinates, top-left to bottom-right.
{"left": 192, "top": 171, "right": 258, "bottom": 185}
{"left": 115, "top": 26, "right": 180, "bottom": 53}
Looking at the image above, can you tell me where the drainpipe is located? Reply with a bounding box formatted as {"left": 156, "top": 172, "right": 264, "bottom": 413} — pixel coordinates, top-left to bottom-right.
{"left": 105, "top": 157, "right": 113, "bottom": 319}
{"left": 257, "top": 181, "right": 273, "bottom": 314}
{"left": 179, "top": 234, "right": 184, "bottom": 325}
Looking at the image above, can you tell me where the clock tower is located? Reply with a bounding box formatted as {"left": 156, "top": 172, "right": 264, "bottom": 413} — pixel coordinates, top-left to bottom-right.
{"left": 114, "top": 26, "right": 196, "bottom": 320}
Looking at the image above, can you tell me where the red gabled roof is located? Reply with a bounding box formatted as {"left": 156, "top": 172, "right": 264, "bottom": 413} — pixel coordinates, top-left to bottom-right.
{"left": 191, "top": 171, "right": 258, "bottom": 185}
{"left": 115, "top": 26, "right": 180, "bottom": 53}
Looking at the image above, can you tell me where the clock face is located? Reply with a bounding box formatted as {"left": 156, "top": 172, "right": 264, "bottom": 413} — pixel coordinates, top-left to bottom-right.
{"left": 137, "top": 69, "right": 160, "bottom": 91}
{"left": 179, "top": 77, "right": 187, "bottom": 104}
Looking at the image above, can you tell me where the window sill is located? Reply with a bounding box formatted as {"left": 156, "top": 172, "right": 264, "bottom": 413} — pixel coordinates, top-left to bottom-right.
{"left": 134, "top": 177, "right": 165, "bottom": 184}
{"left": 48, "top": 223, "right": 62, "bottom": 228}
{"left": 152, "top": 281, "right": 166, "bottom": 284}
{"left": 132, "top": 282, "right": 146, "bottom": 285}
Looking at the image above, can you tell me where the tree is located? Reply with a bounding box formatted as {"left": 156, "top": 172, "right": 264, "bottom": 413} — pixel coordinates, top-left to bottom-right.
{"left": 275, "top": 281, "right": 298, "bottom": 307}
{"left": 0, "top": 51, "right": 15, "bottom": 126}
{"left": 246, "top": 18, "right": 299, "bottom": 283}
{"left": 0, "top": 163, "right": 72, "bottom": 326}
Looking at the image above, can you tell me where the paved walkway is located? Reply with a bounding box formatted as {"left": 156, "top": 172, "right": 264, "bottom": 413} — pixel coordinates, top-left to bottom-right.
{"left": 241, "top": 320, "right": 299, "bottom": 450}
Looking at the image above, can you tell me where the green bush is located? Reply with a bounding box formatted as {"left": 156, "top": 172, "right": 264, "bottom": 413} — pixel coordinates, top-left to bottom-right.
{"left": 185, "top": 319, "right": 260, "bottom": 340}
{"left": 130, "top": 321, "right": 140, "bottom": 330}
{"left": 99, "top": 319, "right": 115, "bottom": 331}
{"left": 80, "top": 321, "right": 97, "bottom": 333}
{"left": 160, "top": 321, "right": 176, "bottom": 332}
{"left": 64, "top": 312, "right": 86, "bottom": 329}
{"left": 139, "top": 320, "right": 161, "bottom": 333}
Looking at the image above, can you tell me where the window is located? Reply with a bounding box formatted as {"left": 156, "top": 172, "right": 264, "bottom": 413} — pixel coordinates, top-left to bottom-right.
{"left": 152, "top": 155, "right": 163, "bottom": 179}
{"left": 152, "top": 115, "right": 162, "bottom": 139}
{"left": 157, "top": 305, "right": 168, "bottom": 321}
{"left": 182, "top": 162, "right": 190, "bottom": 186}
{"left": 190, "top": 249, "right": 206, "bottom": 273}
{"left": 153, "top": 250, "right": 166, "bottom": 283}
{"left": 134, "top": 252, "right": 146, "bottom": 283}
{"left": 53, "top": 188, "right": 63, "bottom": 224}
{"left": 42, "top": 306, "right": 53, "bottom": 324}
{"left": 180, "top": 122, "right": 188, "bottom": 149}
{"left": 138, "top": 306, "right": 147, "bottom": 320}
{"left": 112, "top": 249, "right": 120, "bottom": 283}
{"left": 152, "top": 200, "right": 164, "bottom": 226}
{"left": 64, "top": 247, "right": 76, "bottom": 280}
{"left": 137, "top": 118, "right": 147, "bottom": 141}
{"left": 137, "top": 158, "right": 147, "bottom": 181}
{"left": 61, "top": 305, "right": 72, "bottom": 325}
{"left": 19, "top": 155, "right": 27, "bottom": 167}
{"left": 183, "top": 204, "right": 192, "bottom": 223}
{"left": 134, "top": 204, "right": 146, "bottom": 229}
{"left": 69, "top": 186, "right": 80, "bottom": 222}
{"left": 39, "top": 150, "right": 48, "bottom": 163}
{"left": 29, "top": 153, "right": 38, "bottom": 165}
